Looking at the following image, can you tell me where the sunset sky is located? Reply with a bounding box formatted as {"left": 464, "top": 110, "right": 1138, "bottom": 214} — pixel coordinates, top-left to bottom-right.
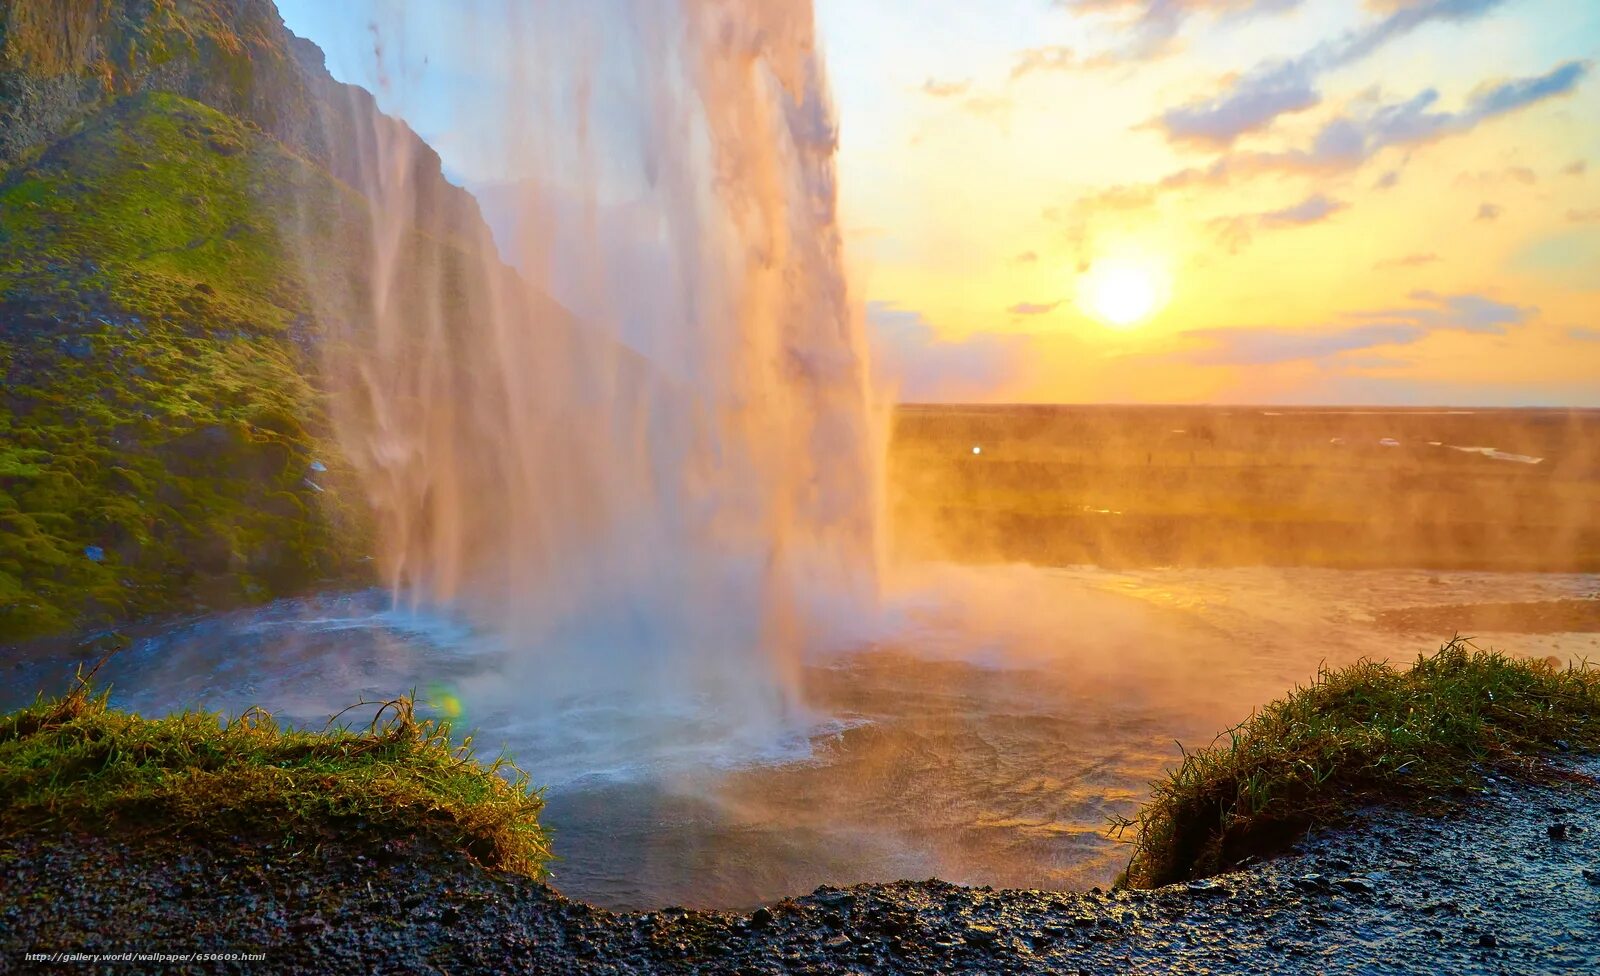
{"left": 278, "top": 0, "right": 1600, "bottom": 405}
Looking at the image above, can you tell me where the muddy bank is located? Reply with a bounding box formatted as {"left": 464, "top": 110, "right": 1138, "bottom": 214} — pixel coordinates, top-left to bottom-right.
{"left": 4, "top": 756, "right": 1597, "bottom": 975}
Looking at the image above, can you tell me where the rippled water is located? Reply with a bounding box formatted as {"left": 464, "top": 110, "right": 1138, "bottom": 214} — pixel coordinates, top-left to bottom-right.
{"left": 8, "top": 563, "right": 1596, "bottom": 910}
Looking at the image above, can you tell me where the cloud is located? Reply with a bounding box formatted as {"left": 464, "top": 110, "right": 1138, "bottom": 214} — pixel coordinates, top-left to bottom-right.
{"left": 1569, "top": 208, "right": 1600, "bottom": 223}
{"left": 1373, "top": 252, "right": 1439, "bottom": 269}
{"left": 1476, "top": 202, "right": 1502, "bottom": 221}
{"left": 1569, "top": 327, "right": 1600, "bottom": 342}
{"left": 1042, "top": 183, "right": 1162, "bottom": 263}
{"left": 1209, "top": 192, "right": 1346, "bottom": 252}
{"left": 1180, "top": 289, "right": 1535, "bottom": 364}
{"left": 1564, "top": 160, "right": 1588, "bottom": 176}
{"left": 1356, "top": 289, "right": 1534, "bottom": 333}
{"left": 1181, "top": 323, "right": 1426, "bottom": 364}
{"left": 921, "top": 77, "right": 972, "bottom": 98}
{"left": 1013, "top": 251, "right": 1039, "bottom": 264}
{"left": 1010, "top": 46, "right": 1077, "bottom": 80}
{"left": 1150, "top": 0, "right": 1510, "bottom": 146}
{"left": 1163, "top": 60, "right": 1589, "bottom": 182}
{"left": 867, "top": 301, "right": 1030, "bottom": 400}
{"left": 963, "top": 93, "right": 1014, "bottom": 119}
{"left": 1456, "top": 165, "right": 1537, "bottom": 186}
{"left": 1264, "top": 193, "right": 1346, "bottom": 225}
{"left": 1373, "top": 169, "right": 1401, "bottom": 189}
{"left": 1156, "top": 63, "right": 1320, "bottom": 146}
{"left": 1008, "top": 301, "right": 1062, "bottom": 315}
{"left": 1056, "top": 0, "right": 1303, "bottom": 63}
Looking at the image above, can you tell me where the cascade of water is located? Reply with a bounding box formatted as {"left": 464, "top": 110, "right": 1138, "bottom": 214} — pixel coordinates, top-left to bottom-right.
{"left": 289, "top": 0, "right": 881, "bottom": 745}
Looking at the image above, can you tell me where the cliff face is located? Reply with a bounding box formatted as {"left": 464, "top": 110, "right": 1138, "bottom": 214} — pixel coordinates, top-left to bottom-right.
{"left": 0, "top": 0, "right": 311, "bottom": 167}
{"left": 0, "top": 0, "right": 504, "bottom": 640}
{"left": 0, "top": 0, "right": 484, "bottom": 242}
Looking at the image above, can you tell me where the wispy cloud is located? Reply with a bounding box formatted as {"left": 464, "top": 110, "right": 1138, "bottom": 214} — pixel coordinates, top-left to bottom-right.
{"left": 1352, "top": 289, "right": 1534, "bottom": 334}
{"left": 1161, "top": 60, "right": 1590, "bottom": 183}
{"left": 1476, "top": 202, "right": 1502, "bottom": 221}
{"left": 1151, "top": 0, "right": 1510, "bottom": 146}
{"left": 1181, "top": 323, "right": 1426, "bottom": 364}
{"left": 1569, "top": 208, "right": 1600, "bottom": 223}
{"left": 1455, "top": 165, "right": 1537, "bottom": 186}
{"left": 1042, "top": 183, "right": 1160, "bottom": 265}
{"left": 1008, "top": 300, "right": 1062, "bottom": 315}
{"left": 1373, "top": 252, "right": 1439, "bottom": 270}
{"left": 1564, "top": 160, "right": 1588, "bottom": 176}
{"left": 921, "top": 77, "right": 973, "bottom": 98}
{"left": 1057, "top": 0, "right": 1303, "bottom": 64}
{"left": 1210, "top": 192, "right": 1346, "bottom": 252}
{"left": 1010, "top": 45, "right": 1077, "bottom": 80}
{"left": 1569, "top": 327, "right": 1600, "bottom": 342}
{"left": 962, "top": 93, "right": 1014, "bottom": 119}
{"left": 1181, "top": 289, "right": 1535, "bottom": 364}
{"left": 868, "top": 301, "right": 1030, "bottom": 400}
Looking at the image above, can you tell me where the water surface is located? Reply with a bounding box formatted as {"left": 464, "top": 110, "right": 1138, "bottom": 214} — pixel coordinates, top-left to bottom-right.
{"left": 9, "top": 563, "right": 1594, "bottom": 910}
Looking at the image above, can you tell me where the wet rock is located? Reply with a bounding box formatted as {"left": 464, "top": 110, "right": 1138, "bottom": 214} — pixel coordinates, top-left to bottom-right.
{"left": 1185, "top": 878, "right": 1229, "bottom": 895}
{"left": 964, "top": 924, "right": 999, "bottom": 948}
{"left": 1548, "top": 823, "right": 1570, "bottom": 840}
{"left": 1477, "top": 933, "right": 1497, "bottom": 949}
{"left": 749, "top": 907, "right": 774, "bottom": 929}
{"left": 1335, "top": 877, "right": 1376, "bottom": 896}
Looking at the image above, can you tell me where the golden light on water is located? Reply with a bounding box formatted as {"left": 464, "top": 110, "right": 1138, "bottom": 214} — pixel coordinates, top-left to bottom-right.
{"left": 1075, "top": 253, "right": 1172, "bottom": 329}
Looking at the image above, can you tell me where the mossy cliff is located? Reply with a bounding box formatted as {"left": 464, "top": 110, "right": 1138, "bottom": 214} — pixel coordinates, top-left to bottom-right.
{"left": 0, "top": 1, "right": 504, "bottom": 640}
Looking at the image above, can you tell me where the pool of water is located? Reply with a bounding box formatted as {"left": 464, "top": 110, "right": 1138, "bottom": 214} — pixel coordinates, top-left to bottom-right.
{"left": 7, "top": 562, "right": 1596, "bottom": 910}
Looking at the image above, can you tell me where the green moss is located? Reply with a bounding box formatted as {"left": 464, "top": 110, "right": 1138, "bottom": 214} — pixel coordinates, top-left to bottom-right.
{"left": 1113, "top": 638, "right": 1600, "bottom": 888}
{"left": 0, "top": 92, "right": 374, "bottom": 640}
{"left": 0, "top": 676, "right": 551, "bottom": 876}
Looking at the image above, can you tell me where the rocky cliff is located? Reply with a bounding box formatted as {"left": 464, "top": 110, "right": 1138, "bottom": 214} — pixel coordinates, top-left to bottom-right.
{"left": 0, "top": 0, "right": 504, "bottom": 639}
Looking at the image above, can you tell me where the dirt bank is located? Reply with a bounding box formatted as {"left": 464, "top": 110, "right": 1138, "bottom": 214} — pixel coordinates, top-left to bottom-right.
{"left": 4, "top": 756, "right": 1597, "bottom": 975}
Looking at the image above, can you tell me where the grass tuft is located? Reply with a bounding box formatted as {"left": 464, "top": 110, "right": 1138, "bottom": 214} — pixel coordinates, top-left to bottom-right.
{"left": 1113, "top": 637, "right": 1600, "bottom": 888}
{"left": 0, "top": 660, "right": 551, "bottom": 877}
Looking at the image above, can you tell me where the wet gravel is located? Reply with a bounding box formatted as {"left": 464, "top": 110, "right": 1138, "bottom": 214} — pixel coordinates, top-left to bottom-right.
{"left": 4, "top": 757, "right": 1599, "bottom": 975}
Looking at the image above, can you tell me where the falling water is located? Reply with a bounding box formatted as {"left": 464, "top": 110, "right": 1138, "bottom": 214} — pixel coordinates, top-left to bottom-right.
{"left": 287, "top": 0, "right": 881, "bottom": 747}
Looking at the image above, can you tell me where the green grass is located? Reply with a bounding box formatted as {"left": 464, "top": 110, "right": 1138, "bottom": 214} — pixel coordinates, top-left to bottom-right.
{"left": 1113, "top": 637, "right": 1600, "bottom": 888}
{"left": 0, "top": 665, "right": 551, "bottom": 876}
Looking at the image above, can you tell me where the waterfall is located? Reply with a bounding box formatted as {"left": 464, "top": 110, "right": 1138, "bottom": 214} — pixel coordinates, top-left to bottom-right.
{"left": 289, "top": 0, "right": 881, "bottom": 740}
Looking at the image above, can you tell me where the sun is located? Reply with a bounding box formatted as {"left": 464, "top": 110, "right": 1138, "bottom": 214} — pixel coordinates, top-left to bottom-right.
{"left": 1077, "top": 254, "right": 1172, "bottom": 329}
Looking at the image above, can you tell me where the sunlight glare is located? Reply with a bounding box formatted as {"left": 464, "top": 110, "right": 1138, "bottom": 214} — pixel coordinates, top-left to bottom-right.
{"left": 1077, "top": 253, "right": 1172, "bottom": 329}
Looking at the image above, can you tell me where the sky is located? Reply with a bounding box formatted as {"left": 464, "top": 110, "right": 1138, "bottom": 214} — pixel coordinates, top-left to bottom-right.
{"left": 276, "top": 0, "right": 1600, "bottom": 405}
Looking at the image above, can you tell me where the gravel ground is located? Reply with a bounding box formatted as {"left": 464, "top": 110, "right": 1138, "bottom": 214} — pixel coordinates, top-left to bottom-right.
{"left": 4, "top": 757, "right": 1599, "bottom": 975}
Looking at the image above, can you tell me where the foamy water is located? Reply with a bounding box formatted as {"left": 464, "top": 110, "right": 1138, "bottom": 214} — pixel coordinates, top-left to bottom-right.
{"left": 10, "top": 564, "right": 1595, "bottom": 909}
